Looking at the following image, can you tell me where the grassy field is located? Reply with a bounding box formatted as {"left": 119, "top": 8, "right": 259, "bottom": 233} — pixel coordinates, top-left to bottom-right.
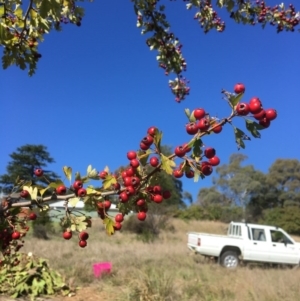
{"left": 15, "top": 219, "right": 300, "bottom": 301}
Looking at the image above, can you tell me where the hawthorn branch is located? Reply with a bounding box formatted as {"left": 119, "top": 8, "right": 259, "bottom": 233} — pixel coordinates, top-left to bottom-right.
{"left": 6, "top": 190, "right": 119, "bottom": 209}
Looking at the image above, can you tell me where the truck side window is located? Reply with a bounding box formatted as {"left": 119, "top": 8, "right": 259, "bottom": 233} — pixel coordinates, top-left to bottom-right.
{"left": 251, "top": 228, "right": 266, "bottom": 241}
{"left": 270, "top": 230, "right": 293, "bottom": 244}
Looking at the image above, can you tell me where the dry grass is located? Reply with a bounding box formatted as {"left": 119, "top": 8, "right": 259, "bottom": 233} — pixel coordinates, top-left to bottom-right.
{"left": 19, "top": 219, "right": 300, "bottom": 301}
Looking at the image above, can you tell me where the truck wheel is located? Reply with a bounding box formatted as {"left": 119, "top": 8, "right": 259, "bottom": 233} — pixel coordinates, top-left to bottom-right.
{"left": 220, "top": 251, "right": 239, "bottom": 269}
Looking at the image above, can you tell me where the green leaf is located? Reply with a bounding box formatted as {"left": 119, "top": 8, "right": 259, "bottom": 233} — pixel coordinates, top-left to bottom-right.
{"left": 229, "top": 93, "right": 243, "bottom": 109}
{"left": 138, "top": 149, "right": 152, "bottom": 166}
{"left": 226, "top": 0, "right": 235, "bottom": 11}
{"left": 160, "top": 154, "right": 176, "bottom": 175}
{"left": 193, "top": 169, "right": 200, "bottom": 182}
{"left": 233, "top": 126, "right": 250, "bottom": 150}
{"left": 48, "top": 179, "right": 64, "bottom": 189}
{"left": 103, "top": 217, "right": 115, "bottom": 235}
{"left": 189, "top": 110, "right": 197, "bottom": 122}
{"left": 102, "top": 175, "right": 116, "bottom": 189}
{"left": 153, "top": 130, "right": 163, "bottom": 151}
{"left": 63, "top": 166, "right": 72, "bottom": 182}
{"left": 245, "top": 119, "right": 263, "bottom": 138}
{"left": 192, "top": 139, "right": 203, "bottom": 162}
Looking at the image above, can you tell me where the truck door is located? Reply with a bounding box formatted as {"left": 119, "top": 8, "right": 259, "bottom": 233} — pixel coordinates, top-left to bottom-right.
{"left": 268, "top": 230, "right": 299, "bottom": 264}
{"left": 243, "top": 227, "right": 271, "bottom": 262}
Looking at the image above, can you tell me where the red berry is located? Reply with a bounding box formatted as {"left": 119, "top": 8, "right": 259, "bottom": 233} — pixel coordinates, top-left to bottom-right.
{"left": 140, "top": 142, "right": 150, "bottom": 150}
{"left": 99, "top": 171, "right": 108, "bottom": 179}
{"left": 253, "top": 109, "right": 266, "bottom": 120}
{"left": 115, "top": 213, "right": 124, "bottom": 223}
{"left": 79, "top": 231, "right": 89, "bottom": 241}
{"left": 249, "top": 97, "right": 263, "bottom": 114}
{"left": 114, "top": 222, "right": 122, "bottom": 231}
{"left": 173, "top": 169, "right": 183, "bottom": 178}
{"left": 265, "top": 109, "right": 277, "bottom": 121}
{"left": 136, "top": 199, "right": 146, "bottom": 206}
{"left": 29, "top": 212, "right": 37, "bottom": 220}
{"left": 183, "top": 143, "right": 191, "bottom": 153}
{"left": 20, "top": 190, "right": 29, "bottom": 198}
{"left": 63, "top": 231, "right": 72, "bottom": 240}
{"left": 119, "top": 192, "right": 129, "bottom": 202}
{"left": 104, "top": 200, "right": 111, "bottom": 210}
{"left": 125, "top": 186, "right": 135, "bottom": 196}
{"left": 123, "top": 176, "right": 132, "bottom": 187}
{"left": 56, "top": 185, "right": 67, "bottom": 195}
{"left": 185, "top": 170, "right": 194, "bottom": 178}
{"left": 150, "top": 157, "right": 159, "bottom": 167}
{"left": 259, "top": 117, "right": 271, "bottom": 128}
{"left": 137, "top": 212, "right": 147, "bottom": 221}
{"left": 201, "top": 163, "right": 213, "bottom": 176}
{"left": 234, "top": 83, "right": 245, "bottom": 94}
{"left": 34, "top": 168, "right": 43, "bottom": 177}
{"left": 127, "top": 151, "right": 137, "bottom": 160}
{"left": 197, "top": 118, "right": 210, "bottom": 131}
{"left": 113, "top": 182, "right": 121, "bottom": 190}
{"left": 130, "top": 159, "right": 140, "bottom": 168}
{"left": 162, "top": 191, "right": 171, "bottom": 199}
{"left": 212, "top": 124, "right": 222, "bottom": 134}
{"left": 131, "top": 176, "right": 140, "bottom": 187}
{"left": 209, "top": 156, "right": 220, "bottom": 166}
{"left": 77, "top": 188, "right": 87, "bottom": 197}
{"left": 193, "top": 108, "right": 206, "bottom": 120}
{"left": 186, "top": 122, "right": 198, "bottom": 135}
{"left": 98, "top": 209, "right": 105, "bottom": 219}
{"left": 73, "top": 180, "right": 83, "bottom": 190}
{"left": 79, "top": 240, "right": 87, "bottom": 248}
{"left": 153, "top": 194, "right": 163, "bottom": 203}
{"left": 12, "top": 231, "right": 20, "bottom": 240}
{"left": 142, "top": 135, "right": 154, "bottom": 146}
{"left": 153, "top": 185, "right": 162, "bottom": 193}
{"left": 175, "top": 146, "right": 186, "bottom": 158}
{"left": 204, "top": 147, "right": 216, "bottom": 159}
{"left": 126, "top": 167, "right": 135, "bottom": 177}
{"left": 236, "top": 102, "right": 250, "bottom": 116}
{"left": 147, "top": 126, "right": 157, "bottom": 137}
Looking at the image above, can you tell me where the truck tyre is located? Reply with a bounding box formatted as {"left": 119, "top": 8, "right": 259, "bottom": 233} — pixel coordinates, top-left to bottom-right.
{"left": 220, "top": 251, "right": 239, "bottom": 269}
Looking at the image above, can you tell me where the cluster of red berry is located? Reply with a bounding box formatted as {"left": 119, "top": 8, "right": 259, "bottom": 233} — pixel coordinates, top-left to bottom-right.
{"left": 193, "top": 1, "right": 226, "bottom": 33}
{"left": 254, "top": 1, "right": 299, "bottom": 32}
{"left": 0, "top": 209, "right": 36, "bottom": 264}
{"left": 234, "top": 83, "right": 277, "bottom": 127}
{"left": 62, "top": 230, "right": 89, "bottom": 248}
{"left": 173, "top": 146, "right": 220, "bottom": 179}
{"left": 96, "top": 126, "right": 172, "bottom": 228}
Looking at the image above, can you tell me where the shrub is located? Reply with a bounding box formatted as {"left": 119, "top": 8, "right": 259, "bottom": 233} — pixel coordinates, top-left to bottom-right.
{"left": 122, "top": 207, "right": 172, "bottom": 242}
{"left": 260, "top": 206, "right": 300, "bottom": 235}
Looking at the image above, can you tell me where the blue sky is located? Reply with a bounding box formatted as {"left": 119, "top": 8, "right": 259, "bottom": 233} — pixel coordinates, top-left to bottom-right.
{"left": 1, "top": 0, "right": 300, "bottom": 204}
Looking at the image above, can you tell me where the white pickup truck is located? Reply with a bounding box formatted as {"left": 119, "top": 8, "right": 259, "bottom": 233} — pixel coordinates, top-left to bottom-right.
{"left": 187, "top": 222, "right": 300, "bottom": 268}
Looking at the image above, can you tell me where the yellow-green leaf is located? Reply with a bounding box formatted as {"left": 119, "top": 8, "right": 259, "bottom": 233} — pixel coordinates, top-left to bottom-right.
{"left": 69, "top": 197, "right": 80, "bottom": 207}
{"left": 102, "top": 175, "right": 117, "bottom": 189}
{"left": 77, "top": 221, "right": 87, "bottom": 232}
{"left": 103, "top": 217, "right": 115, "bottom": 235}
{"left": 160, "top": 154, "right": 176, "bottom": 175}
{"left": 86, "top": 187, "right": 99, "bottom": 195}
{"left": 63, "top": 166, "right": 72, "bottom": 182}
